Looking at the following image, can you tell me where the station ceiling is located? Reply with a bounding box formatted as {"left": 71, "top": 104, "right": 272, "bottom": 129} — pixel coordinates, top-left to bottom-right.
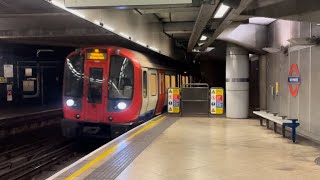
{"left": 0, "top": 0, "right": 320, "bottom": 59}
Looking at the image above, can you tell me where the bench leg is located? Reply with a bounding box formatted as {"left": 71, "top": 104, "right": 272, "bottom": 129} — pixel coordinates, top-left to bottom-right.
{"left": 274, "top": 122, "right": 277, "bottom": 133}
{"left": 266, "top": 120, "right": 269, "bottom": 129}
{"left": 292, "top": 127, "right": 296, "bottom": 143}
{"left": 260, "top": 118, "right": 263, "bottom": 126}
{"left": 282, "top": 125, "right": 285, "bottom": 137}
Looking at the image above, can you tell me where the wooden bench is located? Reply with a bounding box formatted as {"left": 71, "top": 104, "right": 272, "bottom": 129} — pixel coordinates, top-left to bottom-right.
{"left": 253, "top": 111, "right": 300, "bottom": 143}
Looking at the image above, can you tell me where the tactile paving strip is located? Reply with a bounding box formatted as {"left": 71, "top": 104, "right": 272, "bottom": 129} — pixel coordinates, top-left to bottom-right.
{"left": 85, "top": 116, "right": 178, "bottom": 180}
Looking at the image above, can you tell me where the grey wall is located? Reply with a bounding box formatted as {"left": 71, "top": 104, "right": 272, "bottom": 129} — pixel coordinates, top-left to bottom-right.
{"left": 266, "top": 20, "right": 320, "bottom": 141}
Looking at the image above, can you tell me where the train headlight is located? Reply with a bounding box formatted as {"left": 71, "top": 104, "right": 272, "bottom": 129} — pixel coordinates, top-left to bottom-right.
{"left": 117, "top": 102, "right": 127, "bottom": 110}
{"left": 66, "top": 99, "right": 75, "bottom": 107}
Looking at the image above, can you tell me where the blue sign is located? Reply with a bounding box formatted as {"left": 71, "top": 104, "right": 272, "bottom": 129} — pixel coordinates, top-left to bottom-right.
{"left": 169, "top": 101, "right": 173, "bottom": 105}
{"left": 216, "top": 102, "right": 223, "bottom": 108}
{"left": 288, "top": 77, "right": 301, "bottom": 84}
{"left": 211, "top": 102, "right": 216, "bottom": 106}
{"left": 173, "top": 101, "right": 180, "bottom": 107}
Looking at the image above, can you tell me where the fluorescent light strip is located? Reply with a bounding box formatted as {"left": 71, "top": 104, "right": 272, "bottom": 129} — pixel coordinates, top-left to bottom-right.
{"left": 200, "top": 35, "right": 207, "bottom": 41}
{"left": 214, "top": 3, "right": 230, "bottom": 18}
{"left": 119, "top": 32, "right": 130, "bottom": 39}
{"left": 136, "top": 41, "right": 147, "bottom": 47}
{"left": 149, "top": 46, "right": 159, "bottom": 51}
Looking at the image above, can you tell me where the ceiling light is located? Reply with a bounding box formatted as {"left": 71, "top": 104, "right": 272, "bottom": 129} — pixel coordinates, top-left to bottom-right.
{"left": 103, "top": 25, "right": 114, "bottom": 32}
{"left": 136, "top": 41, "right": 147, "bottom": 47}
{"left": 198, "top": 42, "right": 205, "bottom": 46}
{"left": 200, "top": 35, "right": 207, "bottom": 41}
{"left": 249, "top": 17, "right": 276, "bottom": 25}
{"left": 149, "top": 46, "right": 159, "bottom": 52}
{"left": 214, "top": 3, "right": 230, "bottom": 18}
{"left": 192, "top": 49, "right": 200, "bottom": 52}
{"left": 205, "top": 47, "right": 215, "bottom": 52}
{"left": 119, "top": 32, "right": 130, "bottom": 39}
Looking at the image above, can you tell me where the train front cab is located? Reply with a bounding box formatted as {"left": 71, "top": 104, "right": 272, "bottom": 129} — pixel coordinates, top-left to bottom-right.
{"left": 62, "top": 48, "right": 142, "bottom": 138}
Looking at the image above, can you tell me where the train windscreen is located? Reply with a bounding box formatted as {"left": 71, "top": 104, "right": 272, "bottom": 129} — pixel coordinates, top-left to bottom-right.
{"left": 108, "top": 55, "right": 133, "bottom": 99}
{"left": 64, "top": 53, "right": 84, "bottom": 98}
{"left": 88, "top": 68, "right": 103, "bottom": 103}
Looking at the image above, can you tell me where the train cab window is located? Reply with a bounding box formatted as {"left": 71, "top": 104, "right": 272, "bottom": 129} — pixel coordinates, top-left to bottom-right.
{"left": 150, "top": 74, "right": 157, "bottom": 96}
{"left": 88, "top": 68, "right": 103, "bottom": 103}
{"left": 109, "top": 55, "right": 134, "bottom": 99}
{"left": 143, "top": 71, "right": 147, "bottom": 98}
{"left": 165, "top": 75, "right": 170, "bottom": 91}
{"left": 170, "top": 75, "right": 176, "bottom": 88}
{"left": 64, "top": 53, "right": 84, "bottom": 98}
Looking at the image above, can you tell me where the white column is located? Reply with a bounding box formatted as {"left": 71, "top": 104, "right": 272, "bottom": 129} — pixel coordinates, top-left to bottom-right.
{"left": 226, "top": 44, "right": 249, "bottom": 118}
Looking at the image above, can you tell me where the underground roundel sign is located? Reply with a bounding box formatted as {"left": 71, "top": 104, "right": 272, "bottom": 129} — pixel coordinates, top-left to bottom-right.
{"left": 288, "top": 64, "right": 301, "bottom": 97}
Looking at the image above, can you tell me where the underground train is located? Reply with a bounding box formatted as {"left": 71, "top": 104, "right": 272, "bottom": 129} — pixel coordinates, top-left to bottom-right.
{"left": 61, "top": 46, "right": 191, "bottom": 138}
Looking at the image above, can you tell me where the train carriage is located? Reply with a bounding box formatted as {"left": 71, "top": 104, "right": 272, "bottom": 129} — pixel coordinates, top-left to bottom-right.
{"left": 62, "top": 46, "right": 189, "bottom": 138}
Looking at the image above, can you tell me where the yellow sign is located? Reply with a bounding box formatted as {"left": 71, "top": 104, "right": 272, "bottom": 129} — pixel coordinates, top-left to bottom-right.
{"left": 210, "top": 87, "right": 224, "bottom": 115}
{"left": 168, "top": 88, "right": 180, "bottom": 114}
{"left": 275, "top": 82, "right": 279, "bottom": 96}
{"left": 86, "top": 49, "right": 107, "bottom": 60}
{"left": 0, "top": 77, "right": 7, "bottom": 83}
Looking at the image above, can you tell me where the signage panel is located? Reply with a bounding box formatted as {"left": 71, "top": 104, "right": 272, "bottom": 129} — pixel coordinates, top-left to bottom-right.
{"left": 210, "top": 87, "right": 224, "bottom": 115}
{"left": 86, "top": 49, "right": 107, "bottom": 60}
{"left": 288, "top": 64, "right": 301, "bottom": 97}
{"left": 168, "top": 88, "right": 180, "bottom": 114}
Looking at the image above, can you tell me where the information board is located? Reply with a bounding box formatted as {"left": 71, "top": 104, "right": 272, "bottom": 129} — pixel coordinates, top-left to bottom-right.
{"left": 167, "top": 88, "right": 180, "bottom": 113}
{"left": 4, "top": 64, "right": 13, "bottom": 78}
{"left": 210, "top": 87, "right": 224, "bottom": 115}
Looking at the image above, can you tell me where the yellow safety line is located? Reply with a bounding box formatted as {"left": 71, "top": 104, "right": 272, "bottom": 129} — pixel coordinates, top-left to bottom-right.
{"left": 65, "top": 116, "right": 166, "bottom": 180}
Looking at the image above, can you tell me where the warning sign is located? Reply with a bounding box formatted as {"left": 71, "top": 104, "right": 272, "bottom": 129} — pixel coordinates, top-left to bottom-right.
{"left": 210, "top": 87, "right": 224, "bottom": 115}
{"left": 7, "top": 84, "right": 12, "bottom": 101}
{"left": 0, "top": 77, "right": 7, "bottom": 83}
{"left": 168, "top": 88, "right": 180, "bottom": 113}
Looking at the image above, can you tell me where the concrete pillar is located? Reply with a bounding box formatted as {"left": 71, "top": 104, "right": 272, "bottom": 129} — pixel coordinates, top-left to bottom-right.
{"left": 259, "top": 55, "right": 267, "bottom": 110}
{"left": 226, "top": 44, "right": 249, "bottom": 118}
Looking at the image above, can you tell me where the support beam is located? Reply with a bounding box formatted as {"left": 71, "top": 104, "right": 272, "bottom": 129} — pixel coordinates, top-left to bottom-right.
{"left": 200, "top": 0, "right": 253, "bottom": 51}
{"left": 187, "top": 0, "right": 219, "bottom": 52}
{"left": 164, "top": 22, "right": 194, "bottom": 34}
{"left": 0, "top": 13, "right": 71, "bottom": 18}
{"left": 65, "top": 0, "right": 193, "bottom": 8}
{"left": 0, "top": 28, "right": 112, "bottom": 39}
{"left": 138, "top": 7, "right": 200, "bottom": 14}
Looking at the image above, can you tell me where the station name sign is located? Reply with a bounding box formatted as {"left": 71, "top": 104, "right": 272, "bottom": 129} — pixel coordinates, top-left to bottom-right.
{"left": 288, "top": 64, "right": 301, "bottom": 97}
{"left": 86, "top": 49, "right": 107, "bottom": 60}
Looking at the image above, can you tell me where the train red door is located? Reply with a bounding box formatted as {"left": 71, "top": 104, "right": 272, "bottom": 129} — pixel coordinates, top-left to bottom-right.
{"left": 155, "top": 70, "right": 165, "bottom": 115}
{"left": 83, "top": 62, "right": 107, "bottom": 122}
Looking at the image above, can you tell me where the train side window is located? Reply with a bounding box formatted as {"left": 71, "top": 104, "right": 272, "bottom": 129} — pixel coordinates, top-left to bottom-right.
{"left": 170, "top": 75, "right": 176, "bottom": 88}
{"left": 159, "top": 73, "right": 164, "bottom": 94}
{"left": 150, "top": 74, "right": 157, "bottom": 96}
{"left": 186, "top": 76, "right": 189, "bottom": 84}
{"left": 143, "top": 71, "right": 147, "bottom": 98}
{"left": 182, "top": 76, "right": 186, "bottom": 87}
{"left": 165, "top": 75, "right": 170, "bottom": 91}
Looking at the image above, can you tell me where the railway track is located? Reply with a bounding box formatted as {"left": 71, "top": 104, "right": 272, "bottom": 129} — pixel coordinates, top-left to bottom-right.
{"left": 0, "top": 109, "right": 62, "bottom": 138}
{"left": 0, "top": 137, "right": 75, "bottom": 180}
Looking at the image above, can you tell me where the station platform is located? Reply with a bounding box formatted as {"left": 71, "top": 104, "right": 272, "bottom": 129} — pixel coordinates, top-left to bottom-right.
{"left": 49, "top": 115, "right": 320, "bottom": 180}
{"left": 0, "top": 103, "right": 61, "bottom": 119}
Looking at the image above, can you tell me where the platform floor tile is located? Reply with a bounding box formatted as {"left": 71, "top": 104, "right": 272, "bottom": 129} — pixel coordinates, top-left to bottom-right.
{"left": 114, "top": 117, "right": 320, "bottom": 180}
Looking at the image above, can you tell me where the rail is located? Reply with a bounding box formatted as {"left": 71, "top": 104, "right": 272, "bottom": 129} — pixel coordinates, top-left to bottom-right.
{"left": 0, "top": 109, "right": 63, "bottom": 138}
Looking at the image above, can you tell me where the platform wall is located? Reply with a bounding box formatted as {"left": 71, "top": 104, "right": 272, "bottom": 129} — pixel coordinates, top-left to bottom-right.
{"left": 266, "top": 20, "right": 320, "bottom": 141}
